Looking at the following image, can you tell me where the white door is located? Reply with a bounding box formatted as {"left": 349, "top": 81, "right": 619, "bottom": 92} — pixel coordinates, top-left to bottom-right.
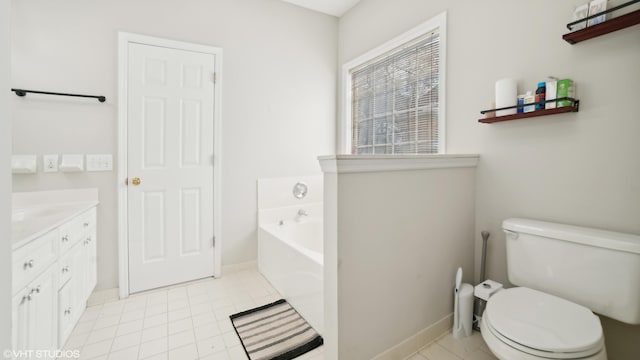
{"left": 127, "top": 42, "right": 216, "bottom": 293}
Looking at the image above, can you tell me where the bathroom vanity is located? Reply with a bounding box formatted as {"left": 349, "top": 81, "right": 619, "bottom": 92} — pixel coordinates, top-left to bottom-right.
{"left": 11, "top": 189, "right": 99, "bottom": 352}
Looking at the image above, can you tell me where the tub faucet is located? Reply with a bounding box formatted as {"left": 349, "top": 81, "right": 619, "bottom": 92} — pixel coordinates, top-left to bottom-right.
{"left": 295, "top": 209, "right": 308, "bottom": 221}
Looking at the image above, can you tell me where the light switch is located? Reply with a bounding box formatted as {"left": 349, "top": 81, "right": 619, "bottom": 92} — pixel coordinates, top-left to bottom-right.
{"left": 43, "top": 154, "right": 59, "bottom": 173}
{"left": 86, "top": 154, "right": 113, "bottom": 172}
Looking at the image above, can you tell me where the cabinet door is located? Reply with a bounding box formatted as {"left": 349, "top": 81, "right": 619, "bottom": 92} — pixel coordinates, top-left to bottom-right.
{"left": 59, "top": 236, "right": 82, "bottom": 348}
{"left": 27, "top": 266, "right": 58, "bottom": 353}
{"left": 82, "top": 231, "right": 97, "bottom": 301}
{"left": 12, "top": 289, "right": 30, "bottom": 352}
{"left": 70, "top": 241, "right": 85, "bottom": 325}
{"left": 58, "top": 279, "right": 75, "bottom": 347}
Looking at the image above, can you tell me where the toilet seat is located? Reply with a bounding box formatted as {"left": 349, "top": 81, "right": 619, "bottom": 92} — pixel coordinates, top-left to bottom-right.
{"left": 482, "top": 287, "right": 605, "bottom": 359}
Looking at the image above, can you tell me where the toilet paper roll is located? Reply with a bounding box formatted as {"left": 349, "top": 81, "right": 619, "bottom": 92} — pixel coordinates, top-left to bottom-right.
{"left": 495, "top": 78, "right": 517, "bottom": 116}
{"left": 453, "top": 283, "right": 474, "bottom": 339}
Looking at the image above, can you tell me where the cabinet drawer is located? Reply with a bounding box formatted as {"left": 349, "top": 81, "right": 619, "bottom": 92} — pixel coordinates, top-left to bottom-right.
{"left": 59, "top": 208, "right": 96, "bottom": 255}
{"left": 13, "top": 230, "right": 58, "bottom": 295}
{"left": 79, "top": 207, "right": 97, "bottom": 232}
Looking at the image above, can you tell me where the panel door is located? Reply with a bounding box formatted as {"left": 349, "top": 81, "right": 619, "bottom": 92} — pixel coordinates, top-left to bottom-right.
{"left": 127, "top": 42, "right": 216, "bottom": 293}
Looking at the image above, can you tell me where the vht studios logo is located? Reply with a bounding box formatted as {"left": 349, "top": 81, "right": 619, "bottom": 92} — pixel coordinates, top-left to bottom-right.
{"left": 3, "top": 349, "right": 80, "bottom": 359}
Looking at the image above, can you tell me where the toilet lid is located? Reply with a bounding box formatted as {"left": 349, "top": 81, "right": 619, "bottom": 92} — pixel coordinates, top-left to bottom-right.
{"left": 485, "top": 287, "right": 603, "bottom": 354}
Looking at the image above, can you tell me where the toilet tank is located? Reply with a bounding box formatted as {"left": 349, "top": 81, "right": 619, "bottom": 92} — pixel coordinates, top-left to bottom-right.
{"left": 503, "top": 218, "right": 640, "bottom": 325}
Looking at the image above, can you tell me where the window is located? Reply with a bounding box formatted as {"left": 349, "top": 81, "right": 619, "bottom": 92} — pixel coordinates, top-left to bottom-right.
{"left": 342, "top": 13, "right": 446, "bottom": 155}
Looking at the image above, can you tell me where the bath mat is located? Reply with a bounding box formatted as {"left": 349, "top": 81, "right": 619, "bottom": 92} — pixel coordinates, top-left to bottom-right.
{"left": 229, "top": 299, "right": 323, "bottom": 360}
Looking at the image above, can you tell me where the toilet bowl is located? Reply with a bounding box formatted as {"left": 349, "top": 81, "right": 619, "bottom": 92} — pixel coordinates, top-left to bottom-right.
{"left": 481, "top": 287, "right": 606, "bottom": 360}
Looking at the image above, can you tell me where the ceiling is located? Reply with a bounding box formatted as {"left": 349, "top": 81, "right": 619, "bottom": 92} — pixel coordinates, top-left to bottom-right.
{"left": 281, "top": 0, "right": 361, "bottom": 17}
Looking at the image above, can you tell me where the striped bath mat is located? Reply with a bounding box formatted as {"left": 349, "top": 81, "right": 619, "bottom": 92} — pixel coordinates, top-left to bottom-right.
{"left": 230, "top": 299, "right": 323, "bottom": 360}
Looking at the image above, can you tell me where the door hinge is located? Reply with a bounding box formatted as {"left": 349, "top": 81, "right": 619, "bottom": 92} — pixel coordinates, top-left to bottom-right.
{"left": 212, "top": 237, "right": 216, "bottom": 247}
{"left": 212, "top": 73, "right": 217, "bottom": 84}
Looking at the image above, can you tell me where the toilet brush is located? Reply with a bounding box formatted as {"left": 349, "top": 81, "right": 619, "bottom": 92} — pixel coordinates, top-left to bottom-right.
{"left": 474, "top": 231, "right": 490, "bottom": 331}
{"left": 480, "top": 231, "right": 490, "bottom": 283}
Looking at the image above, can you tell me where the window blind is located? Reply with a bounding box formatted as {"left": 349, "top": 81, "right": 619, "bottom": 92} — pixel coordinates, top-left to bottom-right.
{"left": 350, "top": 29, "right": 440, "bottom": 155}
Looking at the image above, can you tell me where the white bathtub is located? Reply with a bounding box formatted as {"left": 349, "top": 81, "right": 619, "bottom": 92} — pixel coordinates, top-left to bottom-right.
{"left": 258, "top": 209, "right": 324, "bottom": 335}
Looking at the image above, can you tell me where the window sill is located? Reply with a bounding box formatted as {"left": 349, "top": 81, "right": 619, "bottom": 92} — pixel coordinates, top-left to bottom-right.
{"left": 317, "top": 154, "right": 480, "bottom": 174}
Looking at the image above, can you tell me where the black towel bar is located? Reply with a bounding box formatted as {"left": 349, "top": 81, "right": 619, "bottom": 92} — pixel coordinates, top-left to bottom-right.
{"left": 11, "top": 88, "right": 106, "bottom": 102}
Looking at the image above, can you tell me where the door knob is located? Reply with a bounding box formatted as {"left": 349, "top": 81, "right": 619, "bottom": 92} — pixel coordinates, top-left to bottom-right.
{"left": 131, "top": 177, "right": 141, "bottom": 186}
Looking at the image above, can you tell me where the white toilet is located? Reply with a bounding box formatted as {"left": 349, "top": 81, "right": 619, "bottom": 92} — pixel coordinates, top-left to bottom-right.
{"left": 481, "top": 218, "right": 640, "bottom": 360}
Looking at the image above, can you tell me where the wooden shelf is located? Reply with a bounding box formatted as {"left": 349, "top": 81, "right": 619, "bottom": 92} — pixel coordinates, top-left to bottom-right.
{"left": 563, "top": 9, "right": 640, "bottom": 44}
{"left": 478, "top": 105, "right": 579, "bottom": 124}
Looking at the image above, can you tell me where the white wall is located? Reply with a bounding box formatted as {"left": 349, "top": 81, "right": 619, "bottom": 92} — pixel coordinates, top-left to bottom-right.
{"left": 1, "top": 0, "right": 12, "bottom": 350}
{"left": 339, "top": 0, "right": 640, "bottom": 358}
{"left": 11, "top": 0, "right": 337, "bottom": 290}
{"left": 321, "top": 157, "right": 477, "bottom": 360}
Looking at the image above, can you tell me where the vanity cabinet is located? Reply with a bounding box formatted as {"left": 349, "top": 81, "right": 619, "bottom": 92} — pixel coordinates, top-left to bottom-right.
{"left": 11, "top": 205, "right": 98, "bottom": 353}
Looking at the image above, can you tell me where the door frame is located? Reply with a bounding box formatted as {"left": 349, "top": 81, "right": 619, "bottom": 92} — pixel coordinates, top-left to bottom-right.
{"left": 117, "top": 32, "right": 223, "bottom": 298}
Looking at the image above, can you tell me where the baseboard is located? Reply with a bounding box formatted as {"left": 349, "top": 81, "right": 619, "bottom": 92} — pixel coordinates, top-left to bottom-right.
{"left": 371, "top": 313, "right": 453, "bottom": 360}
{"left": 222, "top": 260, "right": 258, "bottom": 275}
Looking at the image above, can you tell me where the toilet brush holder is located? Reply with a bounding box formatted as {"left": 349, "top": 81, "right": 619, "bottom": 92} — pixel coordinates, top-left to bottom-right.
{"left": 473, "top": 280, "right": 503, "bottom": 331}
{"left": 453, "top": 283, "right": 474, "bottom": 339}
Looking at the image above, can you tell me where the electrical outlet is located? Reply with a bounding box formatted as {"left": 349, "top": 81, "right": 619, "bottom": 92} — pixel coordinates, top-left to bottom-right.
{"left": 43, "top": 154, "right": 59, "bottom": 173}
{"left": 86, "top": 154, "right": 113, "bottom": 172}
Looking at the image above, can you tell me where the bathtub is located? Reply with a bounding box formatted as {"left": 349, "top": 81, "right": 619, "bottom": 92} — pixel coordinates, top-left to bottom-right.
{"left": 258, "top": 204, "right": 324, "bottom": 335}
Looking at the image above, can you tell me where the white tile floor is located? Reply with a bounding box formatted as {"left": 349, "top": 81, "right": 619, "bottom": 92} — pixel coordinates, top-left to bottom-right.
{"left": 65, "top": 269, "right": 324, "bottom": 360}
{"left": 404, "top": 331, "right": 497, "bottom": 360}
{"left": 68, "top": 268, "right": 495, "bottom": 360}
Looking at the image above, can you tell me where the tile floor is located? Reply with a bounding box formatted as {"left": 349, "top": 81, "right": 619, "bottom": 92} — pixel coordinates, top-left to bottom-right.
{"left": 65, "top": 269, "right": 323, "bottom": 360}
{"left": 67, "top": 268, "right": 495, "bottom": 360}
{"left": 404, "top": 331, "right": 497, "bottom": 360}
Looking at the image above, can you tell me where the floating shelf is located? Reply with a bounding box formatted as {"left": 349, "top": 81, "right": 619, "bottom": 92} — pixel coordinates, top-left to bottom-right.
{"left": 478, "top": 98, "right": 579, "bottom": 124}
{"left": 563, "top": 7, "right": 640, "bottom": 44}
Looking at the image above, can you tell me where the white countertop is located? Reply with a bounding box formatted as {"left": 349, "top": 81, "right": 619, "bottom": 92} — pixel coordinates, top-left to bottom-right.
{"left": 12, "top": 189, "right": 99, "bottom": 250}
